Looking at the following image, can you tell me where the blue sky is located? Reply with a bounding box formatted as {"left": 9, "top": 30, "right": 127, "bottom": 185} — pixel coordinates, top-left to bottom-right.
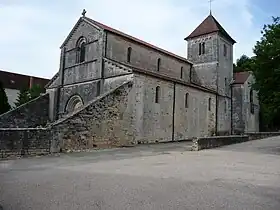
{"left": 0, "top": 0, "right": 278, "bottom": 79}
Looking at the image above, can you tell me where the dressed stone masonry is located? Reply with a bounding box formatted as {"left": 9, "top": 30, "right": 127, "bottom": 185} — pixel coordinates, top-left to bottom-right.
{"left": 0, "top": 11, "right": 260, "bottom": 155}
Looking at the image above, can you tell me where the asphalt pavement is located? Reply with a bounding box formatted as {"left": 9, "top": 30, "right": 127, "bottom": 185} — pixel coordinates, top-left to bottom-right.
{"left": 0, "top": 138, "right": 280, "bottom": 210}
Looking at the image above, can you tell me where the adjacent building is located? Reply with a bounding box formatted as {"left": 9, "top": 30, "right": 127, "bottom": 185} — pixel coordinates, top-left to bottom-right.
{"left": 0, "top": 70, "right": 50, "bottom": 107}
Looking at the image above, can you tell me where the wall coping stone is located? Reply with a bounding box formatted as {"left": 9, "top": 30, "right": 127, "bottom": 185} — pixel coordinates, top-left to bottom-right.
{"left": 192, "top": 135, "right": 249, "bottom": 151}
{"left": 0, "top": 93, "right": 49, "bottom": 118}
{"left": 0, "top": 128, "right": 49, "bottom": 131}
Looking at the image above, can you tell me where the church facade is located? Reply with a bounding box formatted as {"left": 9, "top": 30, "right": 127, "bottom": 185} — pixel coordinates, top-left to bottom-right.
{"left": 0, "top": 11, "right": 258, "bottom": 151}
{"left": 45, "top": 12, "right": 259, "bottom": 146}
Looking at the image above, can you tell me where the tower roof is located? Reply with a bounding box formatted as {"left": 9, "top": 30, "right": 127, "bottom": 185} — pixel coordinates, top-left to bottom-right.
{"left": 185, "top": 14, "right": 236, "bottom": 44}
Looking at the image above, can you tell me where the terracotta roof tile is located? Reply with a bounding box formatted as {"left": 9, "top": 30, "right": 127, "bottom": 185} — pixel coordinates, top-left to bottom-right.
{"left": 83, "top": 17, "right": 193, "bottom": 65}
{"left": 185, "top": 14, "right": 236, "bottom": 44}
{"left": 233, "top": 71, "right": 250, "bottom": 84}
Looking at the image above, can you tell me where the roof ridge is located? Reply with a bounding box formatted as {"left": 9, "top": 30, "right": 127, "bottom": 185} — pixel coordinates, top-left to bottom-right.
{"left": 83, "top": 16, "right": 193, "bottom": 65}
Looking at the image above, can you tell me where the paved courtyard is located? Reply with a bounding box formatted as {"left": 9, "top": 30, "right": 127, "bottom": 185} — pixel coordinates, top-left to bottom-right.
{"left": 0, "top": 138, "right": 280, "bottom": 210}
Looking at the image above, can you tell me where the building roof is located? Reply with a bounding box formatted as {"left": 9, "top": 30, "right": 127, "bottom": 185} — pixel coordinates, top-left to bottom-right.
{"left": 82, "top": 16, "right": 193, "bottom": 65}
{"left": 0, "top": 70, "right": 50, "bottom": 90}
{"left": 233, "top": 71, "right": 250, "bottom": 84}
{"left": 185, "top": 14, "right": 236, "bottom": 44}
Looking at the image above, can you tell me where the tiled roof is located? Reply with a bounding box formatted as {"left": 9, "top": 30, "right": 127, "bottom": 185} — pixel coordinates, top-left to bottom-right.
{"left": 185, "top": 14, "right": 236, "bottom": 44}
{"left": 0, "top": 70, "right": 50, "bottom": 90}
{"left": 83, "top": 17, "right": 193, "bottom": 65}
{"left": 233, "top": 71, "right": 250, "bottom": 84}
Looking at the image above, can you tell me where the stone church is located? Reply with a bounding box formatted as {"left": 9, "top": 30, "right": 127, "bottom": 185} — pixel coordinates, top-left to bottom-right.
{"left": 0, "top": 11, "right": 260, "bottom": 152}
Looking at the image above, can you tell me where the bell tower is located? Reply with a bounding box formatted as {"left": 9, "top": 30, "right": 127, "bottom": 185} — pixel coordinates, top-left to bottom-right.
{"left": 185, "top": 13, "right": 236, "bottom": 135}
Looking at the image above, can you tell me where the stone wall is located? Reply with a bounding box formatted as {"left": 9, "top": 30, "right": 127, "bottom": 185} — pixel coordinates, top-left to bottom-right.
{"left": 192, "top": 135, "right": 249, "bottom": 151}
{"left": 174, "top": 83, "right": 216, "bottom": 140}
{"left": 217, "top": 36, "right": 233, "bottom": 97}
{"left": 187, "top": 33, "right": 219, "bottom": 64}
{"left": 62, "top": 20, "right": 103, "bottom": 85}
{"left": 232, "top": 84, "right": 244, "bottom": 134}
{"left": 216, "top": 96, "right": 231, "bottom": 135}
{"left": 0, "top": 94, "right": 50, "bottom": 128}
{"left": 246, "top": 132, "right": 280, "bottom": 141}
{"left": 130, "top": 73, "right": 174, "bottom": 143}
{"left": 105, "top": 33, "right": 192, "bottom": 82}
{"left": 243, "top": 75, "right": 260, "bottom": 132}
{"left": 191, "top": 62, "right": 218, "bottom": 90}
{"left": 51, "top": 81, "right": 134, "bottom": 151}
{"left": 0, "top": 128, "right": 51, "bottom": 158}
{"left": 59, "top": 80, "right": 101, "bottom": 115}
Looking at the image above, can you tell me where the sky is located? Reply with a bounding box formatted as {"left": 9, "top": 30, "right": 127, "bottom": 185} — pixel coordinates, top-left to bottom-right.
{"left": 0, "top": 0, "right": 279, "bottom": 79}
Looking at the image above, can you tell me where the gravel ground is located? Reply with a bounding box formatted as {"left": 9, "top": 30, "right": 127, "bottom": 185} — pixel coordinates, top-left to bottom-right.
{"left": 0, "top": 139, "right": 280, "bottom": 210}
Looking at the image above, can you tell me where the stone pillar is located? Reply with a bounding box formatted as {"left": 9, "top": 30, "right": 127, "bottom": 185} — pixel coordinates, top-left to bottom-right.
{"left": 56, "top": 47, "right": 66, "bottom": 120}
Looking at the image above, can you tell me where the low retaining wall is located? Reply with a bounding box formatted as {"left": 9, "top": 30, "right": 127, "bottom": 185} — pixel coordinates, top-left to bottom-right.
{"left": 0, "top": 128, "right": 51, "bottom": 158}
{"left": 192, "top": 135, "right": 249, "bottom": 151}
{"left": 246, "top": 132, "right": 280, "bottom": 140}
{"left": 0, "top": 93, "right": 50, "bottom": 128}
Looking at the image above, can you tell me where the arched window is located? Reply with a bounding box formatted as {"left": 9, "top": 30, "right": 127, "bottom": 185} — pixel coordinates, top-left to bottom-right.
{"left": 76, "top": 37, "right": 86, "bottom": 63}
{"left": 202, "top": 42, "right": 205, "bottom": 54}
{"left": 224, "top": 100, "right": 227, "bottom": 113}
{"left": 185, "top": 93, "right": 189, "bottom": 108}
{"left": 127, "top": 47, "right": 132, "bottom": 63}
{"left": 180, "top": 67, "right": 183, "bottom": 79}
{"left": 157, "top": 58, "right": 161, "bottom": 71}
{"left": 65, "top": 95, "right": 84, "bottom": 113}
{"left": 208, "top": 98, "right": 211, "bottom": 111}
{"left": 224, "top": 44, "right": 227, "bottom": 56}
{"left": 155, "top": 86, "right": 160, "bottom": 103}
{"left": 199, "top": 42, "right": 205, "bottom": 55}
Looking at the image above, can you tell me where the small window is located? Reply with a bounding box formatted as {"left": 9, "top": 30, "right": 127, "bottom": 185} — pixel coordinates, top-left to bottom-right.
{"left": 80, "top": 42, "right": 86, "bottom": 62}
{"left": 96, "top": 80, "right": 101, "bottom": 96}
{"left": 76, "top": 37, "right": 86, "bottom": 63}
{"left": 199, "top": 43, "right": 202, "bottom": 55}
{"left": 208, "top": 98, "right": 211, "bottom": 111}
{"left": 250, "top": 89, "right": 253, "bottom": 103}
{"left": 185, "top": 93, "right": 189, "bottom": 108}
{"left": 250, "top": 89, "right": 254, "bottom": 114}
{"left": 155, "top": 86, "right": 160, "bottom": 103}
{"left": 127, "top": 47, "right": 132, "bottom": 63}
{"left": 180, "top": 67, "right": 183, "bottom": 79}
{"left": 225, "top": 78, "right": 227, "bottom": 92}
{"left": 224, "top": 44, "right": 227, "bottom": 57}
{"left": 157, "top": 58, "right": 161, "bottom": 71}
{"left": 224, "top": 100, "right": 227, "bottom": 113}
{"left": 202, "top": 42, "right": 205, "bottom": 54}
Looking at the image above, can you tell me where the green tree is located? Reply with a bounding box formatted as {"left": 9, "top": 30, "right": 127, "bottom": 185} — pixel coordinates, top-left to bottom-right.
{"left": 0, "top": 81, "right": 11, "bottom": 114}
{"left": 15, "top": 88, "right": 30, "bottom": 107}
{"left": 29, "top": 84, "right": 43, "bottom": 99}
{"left": 253, "top": 16, "right": 280, "bottom": 130}
{"left": 15, "top": 84, "right": 44, "bottom": 107}
{"left": 233, "top": 54, "right": 255, "bottom": 73}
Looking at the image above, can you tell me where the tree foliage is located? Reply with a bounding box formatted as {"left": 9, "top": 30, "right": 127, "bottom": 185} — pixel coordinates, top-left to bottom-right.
{"left": 233, "top": 54, "right": 255, "bottom": 73}
{"left": 15, "top": 84, "right": 44, "bottom": 107}
{"left": 0, "top": 81, "right": 11, "bottom": 114}
{"left": 253, "top": 16, "right": 280, "bottom": 130}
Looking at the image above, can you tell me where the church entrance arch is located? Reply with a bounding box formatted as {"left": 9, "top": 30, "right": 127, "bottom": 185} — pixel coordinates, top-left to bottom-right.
{"left": 65, "top": 95, "right": 84, "bottom": 113}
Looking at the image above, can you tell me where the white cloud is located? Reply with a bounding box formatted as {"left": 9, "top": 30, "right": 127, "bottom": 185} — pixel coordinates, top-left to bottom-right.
{"left": 0, "top": 0, "right": 261, "bottom": 78}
